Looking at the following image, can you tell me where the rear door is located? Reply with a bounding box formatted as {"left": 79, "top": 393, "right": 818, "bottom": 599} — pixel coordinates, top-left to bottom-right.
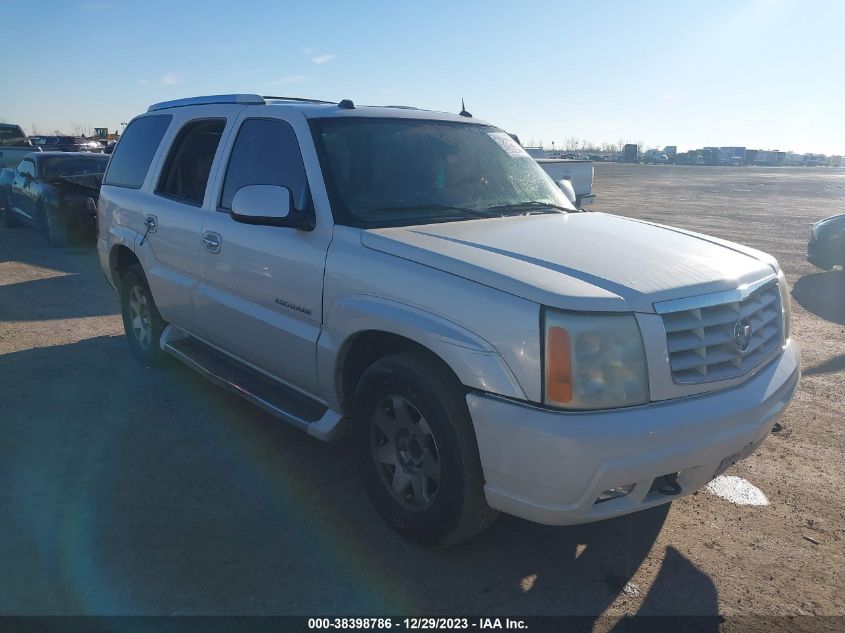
{"left": 197, "top": 113, "right": 331, "bottom": 394}
{"left": 137, "top": 110, "right": 237, "bottom": 333}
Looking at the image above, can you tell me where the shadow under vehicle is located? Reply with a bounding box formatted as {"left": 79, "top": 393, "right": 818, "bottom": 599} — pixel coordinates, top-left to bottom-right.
{"left": 792, "top": 270, "right": 845, "bottom": 326}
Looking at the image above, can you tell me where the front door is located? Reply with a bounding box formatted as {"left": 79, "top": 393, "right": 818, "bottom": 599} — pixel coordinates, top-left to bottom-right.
{"left": 197, "top": 116, "right": 330, "bottom": 395}
{"left": 10, "top": 158, "right": 37, "bottom": 223}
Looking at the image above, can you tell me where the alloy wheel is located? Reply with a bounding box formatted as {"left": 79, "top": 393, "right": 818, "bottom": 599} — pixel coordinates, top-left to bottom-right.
{"left": 371, "top": 394, "right": 441, "bottom": 511}
{"left": 128, "top": 285, "right": 153, "bottom": 350}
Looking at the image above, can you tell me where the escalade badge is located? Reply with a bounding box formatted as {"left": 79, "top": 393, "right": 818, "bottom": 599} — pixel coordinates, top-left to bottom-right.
{"left": 732, "top": 317, "right": 752, "bottom": 354}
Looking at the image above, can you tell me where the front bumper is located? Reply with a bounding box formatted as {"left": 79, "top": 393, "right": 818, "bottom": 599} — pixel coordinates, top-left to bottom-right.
{"left": 467, "top": 339, "right": 800, "bottom": 526}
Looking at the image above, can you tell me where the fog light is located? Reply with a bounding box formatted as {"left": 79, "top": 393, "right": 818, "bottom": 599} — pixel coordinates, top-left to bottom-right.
{"left": 595, "top": 484, "right": 635, "bottom": 504}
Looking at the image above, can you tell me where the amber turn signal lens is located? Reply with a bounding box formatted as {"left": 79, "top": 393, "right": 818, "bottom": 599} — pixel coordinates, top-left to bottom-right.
{"left": 547, "top": 326, "right": 573, "bottom": 404}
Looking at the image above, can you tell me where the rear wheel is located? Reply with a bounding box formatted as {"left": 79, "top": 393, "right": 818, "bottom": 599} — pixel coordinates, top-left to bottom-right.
{"left": 352, "top": 351, "right": 497, "bottom": 547}
{"left": 120, "top": 264, "right": 167, "bottom": 367}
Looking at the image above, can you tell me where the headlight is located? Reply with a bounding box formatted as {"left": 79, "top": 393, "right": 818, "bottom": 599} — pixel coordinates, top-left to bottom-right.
{"left": 777, "top": 269, "right": 791, "bottom": 342}
{"left": 544, "top": 310, "right": 649, "bottom": 410}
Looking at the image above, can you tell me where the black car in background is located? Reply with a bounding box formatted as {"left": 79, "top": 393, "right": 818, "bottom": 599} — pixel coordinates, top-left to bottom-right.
{"left": 0, "top": 152, "right": 109, "bottom": 246}
{"left": 30, "top": 135, "right": 104, "bottom": 153}
{"left": 808, "top": 214, "right": 845, "bottom": 271}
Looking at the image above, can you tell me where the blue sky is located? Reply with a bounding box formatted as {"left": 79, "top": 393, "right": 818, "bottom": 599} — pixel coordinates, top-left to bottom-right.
{"left": 2, "top": 0, "right": 843, "bottom": 154}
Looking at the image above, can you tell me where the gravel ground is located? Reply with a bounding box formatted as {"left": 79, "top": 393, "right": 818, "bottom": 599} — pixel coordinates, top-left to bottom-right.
{"left": 0, "top": 164, "right": 842, "bottom": 622}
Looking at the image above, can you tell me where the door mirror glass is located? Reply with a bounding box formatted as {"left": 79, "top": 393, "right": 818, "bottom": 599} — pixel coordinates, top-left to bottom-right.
{"left": 556, "top": 178, "right": 577, "bottom": 205}
{"left": 231, "top": 184, "right": 291, "bottom": 225}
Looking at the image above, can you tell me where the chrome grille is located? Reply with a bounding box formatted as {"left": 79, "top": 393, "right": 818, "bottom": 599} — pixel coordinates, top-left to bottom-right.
{"left": 660, "top": 281, "right": 782, "bottom": 383}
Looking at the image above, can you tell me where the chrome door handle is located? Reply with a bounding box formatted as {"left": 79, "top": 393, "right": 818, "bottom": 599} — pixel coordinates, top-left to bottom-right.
{"left": 202, "top": 232, "right": 221, "bottom": 253}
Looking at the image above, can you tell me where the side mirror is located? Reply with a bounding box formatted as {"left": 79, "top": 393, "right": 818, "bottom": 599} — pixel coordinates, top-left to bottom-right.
{"left": 556, "top": 178, "right": 577, "bottom": 205}
{"left": 230, "top": 184, "right": 313, "bottom": 230}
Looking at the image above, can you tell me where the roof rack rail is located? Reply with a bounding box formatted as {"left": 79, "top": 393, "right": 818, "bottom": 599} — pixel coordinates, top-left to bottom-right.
{"left": 147, "top": 94, "right": 266, "bottom": 112}
{"left": 262, "top": 96, "right": 337, "bottom": 104}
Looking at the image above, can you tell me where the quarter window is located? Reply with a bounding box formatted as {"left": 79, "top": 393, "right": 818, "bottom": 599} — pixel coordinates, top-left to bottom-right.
{"left": 157, "top": 119, "right": 226, "bottom": 206}
{"left": 103, "top": 115, "right": 171, "bottom": 189}
{"left": 219, "top": 118, "right": 309, "bottom": 211}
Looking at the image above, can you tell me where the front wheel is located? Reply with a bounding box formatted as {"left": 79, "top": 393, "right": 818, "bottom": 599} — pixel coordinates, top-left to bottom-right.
{"left": 1, "top": 192, "right": 20, "bottom": 228}
{"left": 120, "top": 264, "right": 167, "bottom": 367}
{"left": 352, "top": 351, "right": 497, "bottom": 547}
{"left": 45, "top": 205, "right": 70, "bottom": 247}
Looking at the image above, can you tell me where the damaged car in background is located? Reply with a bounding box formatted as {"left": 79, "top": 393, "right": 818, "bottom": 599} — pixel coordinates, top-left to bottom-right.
{"left": 0, "top": 152, "right": 109, "bottom": 246}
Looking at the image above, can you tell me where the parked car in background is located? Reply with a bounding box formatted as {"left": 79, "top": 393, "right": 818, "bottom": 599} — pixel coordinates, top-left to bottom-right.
{"left": 97, "top": 94, "right": 798, "bottom": 546}
{"left": 643, "top": 149, "right": 669, "bottom": 164}
{"left": 535, "top": 158, "right": 595, "bottom": 206}
{"left": 508, "top": 138, "right": 595, "bottom": 206}
{"left": 0, "top": 152, "right": 109, "bottom": 246}
{"left": 808, "top": 214, "right": 845, "bottom": 270}
{"left": 0, "top": 124, "right": 39, "bottom": 169}
{"left": 30, "top": 135, "right": 103, "bottom": 153}
{"left": 80, "top": 139, "right": 104, "bottom": 152}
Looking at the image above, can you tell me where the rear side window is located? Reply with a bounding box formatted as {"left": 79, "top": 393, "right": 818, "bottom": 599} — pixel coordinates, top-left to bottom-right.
{"left": 157, "top": 119, "right": 226, "bottom": 206}
{"left": 104, "top": 115, "right": 171, "bottom": 188}
{"left": 219, "top": 118, "right": 309, "bottom": 211}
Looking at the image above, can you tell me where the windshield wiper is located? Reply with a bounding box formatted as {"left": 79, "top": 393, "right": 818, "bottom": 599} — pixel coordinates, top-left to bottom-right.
{"left": 361, "top": 204, "right": 502, "bottom": 219}
{"left": 485, "top": 201, "right": 571, "bottom": 214}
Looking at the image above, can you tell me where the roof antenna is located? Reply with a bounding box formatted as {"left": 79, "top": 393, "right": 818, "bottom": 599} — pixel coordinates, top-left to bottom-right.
{"left": 459, "top": 98, "right": 472, "bottom": 118}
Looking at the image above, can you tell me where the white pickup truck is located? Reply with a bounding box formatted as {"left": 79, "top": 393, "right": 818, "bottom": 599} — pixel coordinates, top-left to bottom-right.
{"left": 0, "top": 124, "right": 39, "bottom": 169}
{"left": 535, "top": 158, "right": 594, "bottom": 206}
{"left": 518, "top": 145, "right": 594, "bottom": 207}
{"left": 98, "top": 94, "right": 799, "bottom": 546}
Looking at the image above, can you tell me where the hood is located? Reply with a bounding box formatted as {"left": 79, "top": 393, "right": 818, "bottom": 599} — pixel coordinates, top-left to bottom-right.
{"left": 47, "top": 173, "right": 104, "bottom": 192}
{"left": 361, "top": 212, "right": 776, "bottom": 313}
{"left": 815, "top": 213, "right": 845, "bottom": 228}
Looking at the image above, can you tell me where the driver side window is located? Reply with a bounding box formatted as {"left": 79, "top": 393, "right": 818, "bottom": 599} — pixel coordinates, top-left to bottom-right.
{"left": 219, "top": 118, "right": 309, "bottom": 212}
{"left": 17, "top": 160, "right": 35, "bottom": 179}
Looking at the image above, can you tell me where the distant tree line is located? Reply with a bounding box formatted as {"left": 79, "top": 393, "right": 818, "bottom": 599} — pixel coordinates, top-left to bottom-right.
{"left": 526, "top": 137, "right": 646, "bottom": 154}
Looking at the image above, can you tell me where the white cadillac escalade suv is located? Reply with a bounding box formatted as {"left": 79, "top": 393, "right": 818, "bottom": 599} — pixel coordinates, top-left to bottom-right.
{"left": 98, "top": 94, "right": 799, "bottom": 546}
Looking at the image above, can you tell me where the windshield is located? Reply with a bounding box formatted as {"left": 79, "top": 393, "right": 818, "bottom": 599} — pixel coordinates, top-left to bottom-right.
{"left": 311, "top": 118, "right": 574, "bottom": 227}
{"left": 0, "top": 126, "right": 31, "bottom": 147}
{"left": 42, "top": 155, "right": 109, "bottom": 178}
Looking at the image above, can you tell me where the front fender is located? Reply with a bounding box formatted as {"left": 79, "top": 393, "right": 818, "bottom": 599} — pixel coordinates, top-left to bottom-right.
{"left": 38, "top": 185, "right": 60, "bottom": 206}
{"left": 317, "top": 294, "right": 528, "bottom": 411}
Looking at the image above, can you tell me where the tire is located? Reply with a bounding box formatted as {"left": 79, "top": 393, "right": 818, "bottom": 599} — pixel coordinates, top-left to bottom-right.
{"left": 1, "top": 192, "right": 20, "bottom": 228}
{"left": 120, "top": 264, "right": 168, "bottom": 367}
{"left": 352, "top": 350, "right": 497, "bottom": 547}
{"left": 45, "top": 205, "right": 70, "bottom": 247}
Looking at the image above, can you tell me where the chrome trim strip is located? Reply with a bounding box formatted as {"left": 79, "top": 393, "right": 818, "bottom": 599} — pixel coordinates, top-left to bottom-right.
{"left": 653, "top": 275, "right": 777, "bottom": 315}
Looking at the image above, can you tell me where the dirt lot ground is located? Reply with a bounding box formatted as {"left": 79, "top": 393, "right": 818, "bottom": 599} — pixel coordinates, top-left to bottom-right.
{"left": 0, "top": 164, "right": 843, "bottom": 623}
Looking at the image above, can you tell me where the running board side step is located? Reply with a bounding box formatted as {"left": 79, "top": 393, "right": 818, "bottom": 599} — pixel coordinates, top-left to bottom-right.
{"left": 160, "top": 325, "right": 347, "bottom": 441}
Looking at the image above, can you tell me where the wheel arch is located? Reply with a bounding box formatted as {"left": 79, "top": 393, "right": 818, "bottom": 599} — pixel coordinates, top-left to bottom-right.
{"left": 109, "top": 243, "right": 140, "bottom": 287}
{"left": 319, "top": 295, "right": 527, "bottom": 415}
